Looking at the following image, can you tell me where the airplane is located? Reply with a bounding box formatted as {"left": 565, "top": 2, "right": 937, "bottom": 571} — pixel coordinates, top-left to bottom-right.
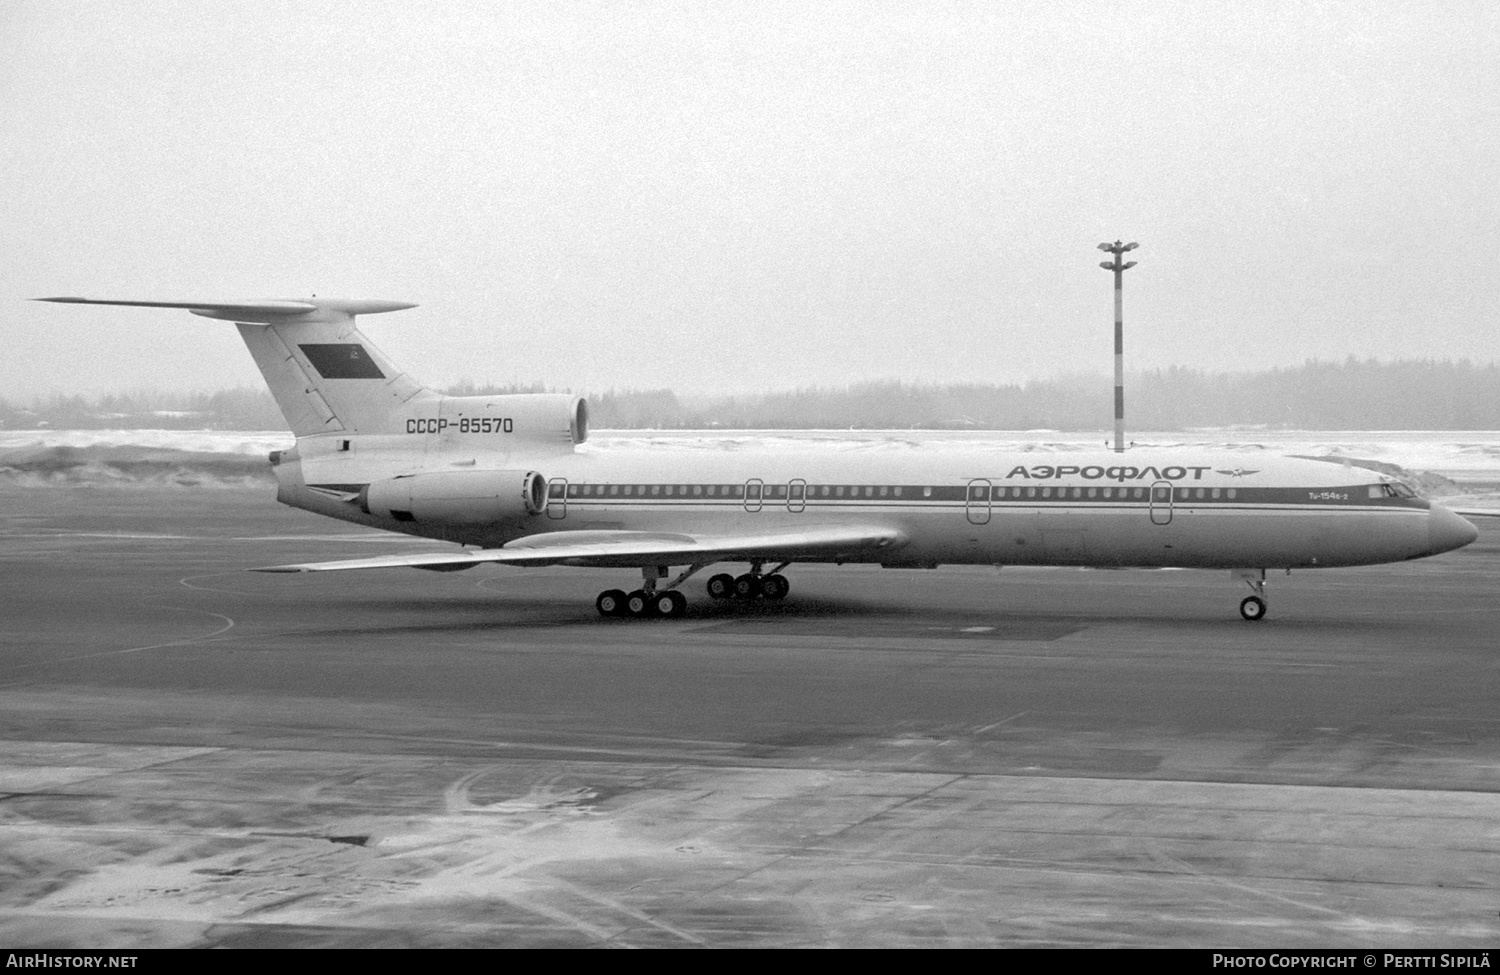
{"left": 37, "top": 296, "right": 1481, "bottom": 622}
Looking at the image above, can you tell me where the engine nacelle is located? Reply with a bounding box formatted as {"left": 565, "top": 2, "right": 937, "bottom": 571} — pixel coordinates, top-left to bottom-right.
{"left": 435, "top": 393, "right": 588, "bottom": 446}
{"left": 360, "top": 469, "right": 548, "bottom": 524}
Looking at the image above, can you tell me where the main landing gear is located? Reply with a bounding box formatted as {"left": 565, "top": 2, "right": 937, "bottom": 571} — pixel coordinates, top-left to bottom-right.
{"left": 595, "top": 587, "right": 686, "bottom": 619}
{"left": 596, "top": 564, "right": 694, "bottom": 619}
{"left": 1233, "top": 568, "right": 1268, "bottom": 621}
{"left": 597, "top": 563, "right": 791, "bottom": 619}
{"left": 595, "top": 564, "right": 709, "bottom": 620}
{"left": 708, "top": 563, "right": 790, "bottom": 602}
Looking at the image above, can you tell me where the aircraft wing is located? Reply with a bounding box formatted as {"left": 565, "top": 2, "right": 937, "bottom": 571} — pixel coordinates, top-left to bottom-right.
{"left": 253, "top": 524, "right": 908, "bottom": 573}
{"left": 1447, "top": 508, "right": 1500, "bottom": 518}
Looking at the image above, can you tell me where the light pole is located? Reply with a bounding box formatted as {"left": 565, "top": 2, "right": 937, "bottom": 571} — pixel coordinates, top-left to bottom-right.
{"left": 1098, "top": 240, "right": 1137, "bottom": 453}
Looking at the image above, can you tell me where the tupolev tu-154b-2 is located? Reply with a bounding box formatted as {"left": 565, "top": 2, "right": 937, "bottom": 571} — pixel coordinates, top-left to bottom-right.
{"left": 38, "top": 296, "right": 1479, "bottom": 621}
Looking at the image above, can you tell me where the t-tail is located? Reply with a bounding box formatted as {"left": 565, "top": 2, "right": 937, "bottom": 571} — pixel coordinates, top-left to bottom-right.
{"left": 38, "top": 297, "right": 429, "bottom": 435}
{"left": 33, "top": 297, "right": 588, "bottom": 446}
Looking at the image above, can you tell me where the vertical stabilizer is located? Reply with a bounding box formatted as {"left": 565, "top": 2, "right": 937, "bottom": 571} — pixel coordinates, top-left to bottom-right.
{"left": 231, "top": 313, "right": 436, "bottom": 436}
{"left": 36, "top": 297, "right": 436, "bottom": 436}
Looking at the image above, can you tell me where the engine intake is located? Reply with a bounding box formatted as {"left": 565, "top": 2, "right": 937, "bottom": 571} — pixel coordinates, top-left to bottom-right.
{"left": 360, "top": 469, "right": 547, "bottom": 524}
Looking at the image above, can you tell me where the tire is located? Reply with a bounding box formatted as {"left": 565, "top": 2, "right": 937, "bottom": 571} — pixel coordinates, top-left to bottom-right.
{"left": 707, "top": 573, "right": 735, "bottom": 600}
{"left": 595, "top": 589, "right": 627, "bottom": 617}
{"left": 733, "top": 573, "right": 762, "bottom": 599}
{"left": 651, "top": 592, "right": 681, "bottom": 617}
{"left": 626, "top": 590, "right": 653, "bottom": 618}
{"left": 1239, "top": 595, "right": 1267, "bottom": 621}
{"left": 760, "top": 574, "right": 790, "bottom": 600}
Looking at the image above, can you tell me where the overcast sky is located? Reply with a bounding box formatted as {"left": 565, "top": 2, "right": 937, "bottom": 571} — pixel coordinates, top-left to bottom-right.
{"left": 3, "top": 1, "right": 1497, "bottom": 401}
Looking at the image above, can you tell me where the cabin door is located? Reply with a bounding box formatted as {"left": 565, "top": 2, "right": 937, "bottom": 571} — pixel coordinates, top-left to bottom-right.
{"left": 966, "top": 479, "right": 992, "bottom": 525}
{"left": 744, "top": 478, "right": 764, "bottom": 513}
{"left": 1149, "top": 480, "right": 1173, "bottom": 526}
{"left": 547, "top": 478, "right": 568, "bottom": 520}
{"left": 787, "top": 479, "right": 807, "bottom": 513}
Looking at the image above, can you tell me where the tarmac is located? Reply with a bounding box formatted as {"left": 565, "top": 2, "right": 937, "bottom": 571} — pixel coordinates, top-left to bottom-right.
{"left": 1, "top": 485, "right": 1497, "bottom": 947}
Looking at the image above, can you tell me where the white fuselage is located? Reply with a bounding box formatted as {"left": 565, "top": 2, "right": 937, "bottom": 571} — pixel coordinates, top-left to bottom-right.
{"left": 273, "top": 436, "right": 1469, "bottom": 571}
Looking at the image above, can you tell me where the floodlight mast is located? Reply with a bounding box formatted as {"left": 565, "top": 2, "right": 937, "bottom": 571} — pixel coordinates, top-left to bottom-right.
{"left": 1098, "top": 240, "right": 1138, "bottom": 453}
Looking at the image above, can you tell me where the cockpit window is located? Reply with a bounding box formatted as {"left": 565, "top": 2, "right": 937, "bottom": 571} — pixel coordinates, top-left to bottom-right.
{"left": 1369, "top": 482, "right": 1418, "bottom": 499}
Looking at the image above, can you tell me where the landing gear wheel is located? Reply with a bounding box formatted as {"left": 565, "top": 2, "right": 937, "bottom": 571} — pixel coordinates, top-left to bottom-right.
{"left": 1239, "top": 595, "right": 1267, "bottom": 621}
{"left": 733, "top": 573, "right": 762, "bottom": 599}
{"left": 651, "top": 590, "right": 687, "bottom": 618}
{"left": 707, "top": 573, "right": 735, "bottom": 600}
{"left": 596, "top": 589, "right": 628, "bottom": 617}
{"left": 626, "top": 589, "right": 654, "bottom": 618}
{"left": 760, "top": 574, "right": 790, "bottom": 600}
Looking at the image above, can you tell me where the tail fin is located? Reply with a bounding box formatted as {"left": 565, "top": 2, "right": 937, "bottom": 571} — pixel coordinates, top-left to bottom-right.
{"left": 36, "top": 297, "right": 437, "bottom": 436}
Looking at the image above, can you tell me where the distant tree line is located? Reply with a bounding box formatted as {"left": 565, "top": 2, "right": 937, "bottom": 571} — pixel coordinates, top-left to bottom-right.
{"left": 5, "top": 358, "right": 1500, "bottom": 431}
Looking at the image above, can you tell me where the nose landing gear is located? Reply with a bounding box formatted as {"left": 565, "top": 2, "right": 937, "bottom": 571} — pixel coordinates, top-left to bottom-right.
{"left": 1233, "top": 569, "right": 1268, "bottom": 621}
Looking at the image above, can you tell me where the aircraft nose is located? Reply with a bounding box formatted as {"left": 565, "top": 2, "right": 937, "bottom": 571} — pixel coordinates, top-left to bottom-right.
{"left": 1428, "top": 504, "right": 1479, "bottom": 554}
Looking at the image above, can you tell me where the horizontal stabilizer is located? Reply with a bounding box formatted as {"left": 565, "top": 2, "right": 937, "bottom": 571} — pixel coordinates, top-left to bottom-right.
{"left": 34, "top": 296, "right": 416, "bottom": 324}
{"left": 254, "top": 525, "right": 908, "bottom": 573}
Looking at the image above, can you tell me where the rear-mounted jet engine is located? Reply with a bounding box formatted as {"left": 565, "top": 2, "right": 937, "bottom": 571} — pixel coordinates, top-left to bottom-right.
{"left": 360, "top": 470, "right": 548, "bottom": 524}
